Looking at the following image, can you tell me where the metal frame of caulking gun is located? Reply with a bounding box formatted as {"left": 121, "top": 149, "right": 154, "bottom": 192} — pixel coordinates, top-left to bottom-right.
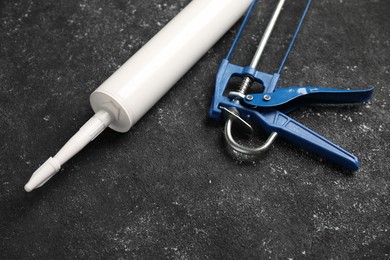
{"left": 208, "top": 0, "right": 374, "bottom": 171}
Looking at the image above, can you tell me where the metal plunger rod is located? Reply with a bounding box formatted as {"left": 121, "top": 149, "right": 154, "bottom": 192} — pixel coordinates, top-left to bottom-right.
{"left": 250, "top": 0, "right": 285, "bottom": 68}
{"left": 239, "top": 0, "right": 285, "bottom": 94}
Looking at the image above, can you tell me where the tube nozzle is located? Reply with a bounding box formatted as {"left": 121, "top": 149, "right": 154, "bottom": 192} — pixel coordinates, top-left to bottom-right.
{"left": 24, "top": 110, "right": 113, "bottom": 192}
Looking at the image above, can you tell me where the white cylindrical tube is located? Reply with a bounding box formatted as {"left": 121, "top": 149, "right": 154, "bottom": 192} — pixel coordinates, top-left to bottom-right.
{"left": 25, "top": 0, "right": 252, "bottom": 192}
{"left": 90, "top": 0, "right": 252, "bottom": 132}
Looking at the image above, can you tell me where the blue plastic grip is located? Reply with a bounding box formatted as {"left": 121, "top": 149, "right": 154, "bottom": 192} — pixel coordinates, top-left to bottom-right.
{"left": 232, "top": 107, "right": 360, "bottom": 171}
{"left": 244, "top": 86, "right": 374, "bottom": 113}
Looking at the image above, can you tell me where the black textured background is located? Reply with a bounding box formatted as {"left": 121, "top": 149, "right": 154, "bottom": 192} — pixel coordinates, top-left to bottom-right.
{"left": 1, "top": 0, "right": 389, "bottom": 259}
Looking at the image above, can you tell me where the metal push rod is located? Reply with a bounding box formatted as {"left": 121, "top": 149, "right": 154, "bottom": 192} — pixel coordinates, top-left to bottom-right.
{"left": 239, "top": 0, "right": 285, "bottom": 94}
{"left": 250, "top": 0, "right": 285, "bottom": 68}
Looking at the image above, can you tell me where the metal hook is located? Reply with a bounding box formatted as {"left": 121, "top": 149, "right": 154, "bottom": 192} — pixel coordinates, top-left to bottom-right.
{"left": 223, "top": 107, "right": 278, "bottom": 155}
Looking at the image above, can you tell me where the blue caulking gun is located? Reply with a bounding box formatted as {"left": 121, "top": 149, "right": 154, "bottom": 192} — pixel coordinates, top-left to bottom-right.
{"left": 209, "top": 0, "right": 373, "bottom": 171}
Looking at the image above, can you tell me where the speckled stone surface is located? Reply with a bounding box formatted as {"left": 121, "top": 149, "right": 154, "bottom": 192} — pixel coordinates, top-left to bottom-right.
{"left": 0, "top": 0, "right": 389, "bottom": 259}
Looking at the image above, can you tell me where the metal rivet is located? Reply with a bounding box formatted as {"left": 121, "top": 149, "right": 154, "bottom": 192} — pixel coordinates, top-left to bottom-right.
{"left": 246, "top": 95, "right": 254, "bottom": 101}
{"left": 263, "top": 94, "right": 271, "bottom": 101}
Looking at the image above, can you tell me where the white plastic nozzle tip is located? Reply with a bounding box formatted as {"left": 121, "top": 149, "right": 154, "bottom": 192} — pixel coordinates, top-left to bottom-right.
{"left": 24, "top": 157, "right": 61, "bottom": 192}
{"left": 24, "top": 110, "right": 112, "bottom": 192}
{"left": 24, "top": 183, "right": 34, "bottom": 192}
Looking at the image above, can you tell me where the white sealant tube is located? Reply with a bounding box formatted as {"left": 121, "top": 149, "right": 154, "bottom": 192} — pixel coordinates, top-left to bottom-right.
{"left": 25, "top": 0, "right": 252, "bottom": 192}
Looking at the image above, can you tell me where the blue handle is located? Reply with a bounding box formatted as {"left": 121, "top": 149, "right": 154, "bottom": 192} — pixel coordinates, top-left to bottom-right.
{"left": 233, "top": 106, "right": 360, "bottom": 171}
{"left": 208, "top": 59, "right": 372, "bottom": 171}
{"left": 244, "top": 86, "right": 374, "bottom": 113}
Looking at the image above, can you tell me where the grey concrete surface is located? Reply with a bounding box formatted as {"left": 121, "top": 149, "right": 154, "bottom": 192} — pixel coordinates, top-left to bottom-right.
{"left": 0, "top": 0, "right": 389, "bottom": 259}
